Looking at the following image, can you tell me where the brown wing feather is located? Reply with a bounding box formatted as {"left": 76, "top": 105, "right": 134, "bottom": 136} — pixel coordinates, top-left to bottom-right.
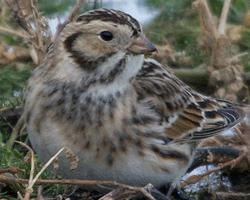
{"left": 133, "top": 59, "right": 243, "bottom": 142}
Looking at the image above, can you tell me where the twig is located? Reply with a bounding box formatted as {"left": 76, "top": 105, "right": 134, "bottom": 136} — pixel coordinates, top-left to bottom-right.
{"left": 229, "top": 52, "right": 248, "bottom": 64}
{"left": 37, "top": 186, "right": 45, "bottom": 200}
{"left": 0, "top": 25, "right": 28, "bottom": 39}
{"left": 28, "top": 147, "right": 64, "bottom": 200}
{"left": 29, "top": 148, "right": 65, "bottom": 188}
{"left": 7, "top": 114, "right": 25, "bottom": 148}
{"left": 215, "top": 191, "right": 250, "bottom": 199}
{"left": 13, "top": 142, "right": 65, "bottom": 200}
{"left": 54, "top": 0, "right": 85, "bottom": 40}
{"left": 181, "top": 147, "right": 248, "bottom": 187}
{"left": 194, "top": 0, "right": 246, "bottom": 101}
{"left": 99, "top": 184, "right": 165, "bottom": 200}
{"left": 99, "top": 188, "right": 137, "bottom": 200}
{"left": 15, "top": 141, "right": 36, "bottom": 200}
{"left": 4, "top": 0, "right": 31, "bottom": 33}
{"left": 218, "top": 0, "right": 231, "bottom": 35}
{"left": 0, "top": 167, "right": 22, "bottom": 175}
{"left": 0, "top": 107, "right": 23, "bottom": 119}
{"left": 17, "top": 191, "right": 24, "bottom": 200}
{"left": 0, "top": 176, "right": 156, "bottom": 200}
{"left": 187, "top": 146, "right": 240, "bottom": 173}
{"left": 193, "top": 0, "right": 217, "bottom": 42}
{"left": 5, "top": 0, "right": 51, "bottom": 64}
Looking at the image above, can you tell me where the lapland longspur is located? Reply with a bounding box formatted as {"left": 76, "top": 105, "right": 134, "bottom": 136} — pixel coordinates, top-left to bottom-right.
{"left": 24, "top": 9, "right": 243, "bottom": 187}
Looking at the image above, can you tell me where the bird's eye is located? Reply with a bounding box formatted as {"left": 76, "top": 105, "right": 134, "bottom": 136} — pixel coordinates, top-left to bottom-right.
{"left": 100, "top": 31, "right": 113, "bottom": 41}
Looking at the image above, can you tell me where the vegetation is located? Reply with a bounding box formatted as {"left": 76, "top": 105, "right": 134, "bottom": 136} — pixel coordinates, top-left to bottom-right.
{"left": 0, "top": 0, "right": 250, "bottom": 199}
{"left": 145, "top": 0, "right": 250, "bottom": 70}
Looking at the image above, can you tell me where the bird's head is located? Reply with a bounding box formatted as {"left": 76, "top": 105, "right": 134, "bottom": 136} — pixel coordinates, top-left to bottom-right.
{"left": 59, "top": 9, "right": 157, "bottom": 70}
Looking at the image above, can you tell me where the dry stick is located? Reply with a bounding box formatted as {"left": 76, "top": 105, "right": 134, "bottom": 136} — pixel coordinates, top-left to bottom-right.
{"left": 181, "top": 147, "right": 248, "bottom": 187}
{"left": 0, "top": 25, "right": 28, "bottom": 39}
{"left": 12, "top": 142, "right": 65, "bottom": 200}
{"left": 194, "top": 0, "right": 242, "bottom": 100}
{"left": 37, "top": 186, "right": 44, "bottom": 200}
{"left": 0, "top": 106, "right": 23, "bottom": 117}
{"left": 7, "top": 114, "right": 25, "bottom": 148}
{"left": 30, "top": 0, "right": 42, "bottom": 49}
{"left": 193, "top": 0, "right": 217, "bottom": 42}
{"left": 99, "top": 188, "right": 137, "bottom": 200}
{"left": 4, "top": 0, "right": 32, "bottom": 34}
{"left": 30, "top": 0, "right": 50, "bottom": 62}
{"left": 234, "top": 126, "right": 250, "bottom": 167}
{"left": 0, "top": 167, "right": 22, "bottom": 174}
{"left": 5, "top": 0, "right": 51, "bottom": 64}
{"left": 229, "top": 52, "right": 248, "bottom": 64}
{"left": 53, "top": 0, "right": 85, "bottom": 40}
{"left": 218, "top": 0, "right": 231, "bottom": 35}
{"left": 29, "top": 148, "right": 65, "bottom": 189}
{"left": 0, "top": 175, "right": 156, "bottom": 200}
{"left": 17, "top": 191, "right": 24, "bottom": 200}
{"left": 26, "top": 147, "right": 65, "bottom": 200}
{"left": 15, "top": 141, "right": 36, "bottom": 200}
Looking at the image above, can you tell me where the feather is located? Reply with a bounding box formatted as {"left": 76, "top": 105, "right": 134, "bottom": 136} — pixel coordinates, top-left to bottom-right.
{"left": 133, "top": 59, "right": 244, "bottom": 143}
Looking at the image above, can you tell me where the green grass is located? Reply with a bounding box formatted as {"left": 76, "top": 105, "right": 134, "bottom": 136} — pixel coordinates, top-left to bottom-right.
{"left": 0, "top": 65, "right": 31, "bottom": 97}
{"left": 0, "top": 133, "right": 66, "bottom": 198}
{"left": 0, "top": 64, "right": 31, "bottom": 108}
{"left": 239, "top": 28, "right": 250, "bottom": 71}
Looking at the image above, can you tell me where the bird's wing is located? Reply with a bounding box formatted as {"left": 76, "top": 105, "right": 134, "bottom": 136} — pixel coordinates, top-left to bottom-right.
{"left": 133, "top": 59, "right": 243, "bottom": 143}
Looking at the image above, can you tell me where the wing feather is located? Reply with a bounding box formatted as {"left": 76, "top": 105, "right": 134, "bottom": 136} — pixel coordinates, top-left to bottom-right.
{"left": 133, "top": 59, "right": 243, "bottom": 143}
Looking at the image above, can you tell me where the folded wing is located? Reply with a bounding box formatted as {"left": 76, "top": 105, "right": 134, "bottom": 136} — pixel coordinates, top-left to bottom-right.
{"left": 133, "top": 59, "right": 243, "bottom": 143}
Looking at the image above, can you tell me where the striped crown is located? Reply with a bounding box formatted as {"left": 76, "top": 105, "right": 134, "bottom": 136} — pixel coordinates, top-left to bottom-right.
{"left": 76, "top": 8, "right": 141, "bottom": 37}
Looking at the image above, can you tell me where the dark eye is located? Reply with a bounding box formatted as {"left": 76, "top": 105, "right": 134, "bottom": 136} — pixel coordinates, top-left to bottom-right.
{"left": 100, "top": 31, "right": 113, "bottom": 41}
{"left": 132, "top": 30, "right": 139, "bottom": 37}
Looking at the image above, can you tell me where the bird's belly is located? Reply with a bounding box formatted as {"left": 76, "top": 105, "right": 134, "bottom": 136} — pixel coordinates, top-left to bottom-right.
{"left": 28, "top": 115, "right": 192, "bottom": 187}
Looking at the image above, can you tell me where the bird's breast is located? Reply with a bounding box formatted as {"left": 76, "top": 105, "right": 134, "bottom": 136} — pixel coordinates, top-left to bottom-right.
{"left": 25, "top": 80, "right": 193, "bottom": 186}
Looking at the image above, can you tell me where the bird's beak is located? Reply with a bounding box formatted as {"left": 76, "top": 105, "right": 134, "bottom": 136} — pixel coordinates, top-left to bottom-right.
{"left": 128, "top": 34, "right": 157, "bottom": 55}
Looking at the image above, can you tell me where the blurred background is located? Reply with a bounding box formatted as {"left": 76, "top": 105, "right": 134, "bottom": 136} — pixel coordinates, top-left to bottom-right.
{"left": 1, "top": 0, "right": 250, "bottom": 106}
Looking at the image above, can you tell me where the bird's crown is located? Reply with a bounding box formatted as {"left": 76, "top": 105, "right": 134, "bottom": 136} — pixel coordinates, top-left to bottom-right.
{"left": 76, "top": 8, "right": 141, "bottom": 37}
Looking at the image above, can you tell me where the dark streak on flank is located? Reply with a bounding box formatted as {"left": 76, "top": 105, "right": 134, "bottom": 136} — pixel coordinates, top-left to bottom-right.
{"left": 84, "top": 140, "right": 90, "bottom": 149}
{"left": 151, "top": 145, "right": 189, "bottom": 163}
{"left": 159, "top": 166, "right": 170, "bottom": 173}
{"left": 106, "top": 154, "right": 114, "bottom": 166}
{"left": 132, "top": 115, "right": 158, "bottom": 125}
{"left": 118, "top": 134, "right": 127, "bottom": 152}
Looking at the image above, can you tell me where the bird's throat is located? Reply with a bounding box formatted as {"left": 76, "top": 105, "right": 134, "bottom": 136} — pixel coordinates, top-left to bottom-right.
{"left": 81, "top": 53, "right": 144, "bottom": 96}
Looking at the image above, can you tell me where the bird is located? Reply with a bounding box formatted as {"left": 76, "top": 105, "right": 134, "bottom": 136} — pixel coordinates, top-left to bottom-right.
{"left": 24, "top": 8, "right": 244, "bottom": 188}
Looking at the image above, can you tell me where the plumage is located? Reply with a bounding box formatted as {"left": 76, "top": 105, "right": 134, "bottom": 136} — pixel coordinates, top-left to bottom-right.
{"left": 24, "top": 8, "right": 244, "bottom": 188}
{"left": 134, "top": 59, "right": 242, "bottom": 142}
